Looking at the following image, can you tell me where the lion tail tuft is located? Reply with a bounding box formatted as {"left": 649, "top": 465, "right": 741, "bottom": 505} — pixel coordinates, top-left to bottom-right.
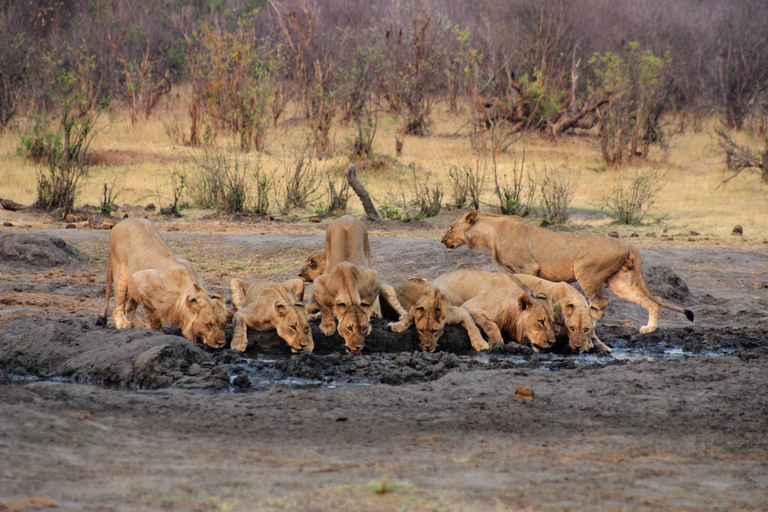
{"left": 684, "top": 309, "right": 695, "bottom": 322}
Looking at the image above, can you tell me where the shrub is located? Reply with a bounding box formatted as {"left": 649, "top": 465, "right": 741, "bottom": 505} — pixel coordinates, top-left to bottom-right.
{"left": 160, "top": 169, "right": 186, "bottom": 217}
{"left": 603, "top": 170, "right": 665, "bottom": 225}
{"left": 408, "top": 166, "right": 443, "bottom": 218}
{"left": 277, "top": 140, "right": 322, "bottom": 213}
{"left": 100, "top": 182, "right": 120, "bottom": 215}
{"left": 493, "top": 151, "right": 536, "bottom": 217}
{"left": 539, "top": 166, "right": 578, "bottom": 225}
{"left": 187, "top": 137, "right": 256, "bottom": 214}
{"left": 447, "top": 160, "right": 486, "bottom": 210}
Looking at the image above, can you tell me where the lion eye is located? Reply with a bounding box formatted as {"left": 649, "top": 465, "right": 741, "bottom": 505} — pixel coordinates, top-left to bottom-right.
{"left": 347, "top": 325, "right": 354, "bottom": 332}
{"left": 305, "top": 327, "right": 310, "bottom": 334}
{"left": 291, "top": 325, "right": 297, "bottom": 331}
{"left": 538, "top": 320, "right": 545, "bottom": 327}
{"left": 569, "top": 326, "right": 576, "bottom": 332}
{"left": 584, "top": 327, "right": 590, "bottom": 333}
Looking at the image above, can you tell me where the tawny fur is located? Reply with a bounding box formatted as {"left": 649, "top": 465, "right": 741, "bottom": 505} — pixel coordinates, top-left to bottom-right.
{"left": 96, "top": 218, "right": 227, "bottom": 348}
{"left": 387, "top": 278, "right": 489, "bottom": 352}
{"left": 229, "top": 278, "right": 313, "bottom": 353}
{"left": 430, "top": 269, "right": 556, "bottom": 352}
{"left": 441, "top": 211, "right": 694, "bottom": 334}
{"left": 514, "top": 274, "right": 611, "bottom": 353}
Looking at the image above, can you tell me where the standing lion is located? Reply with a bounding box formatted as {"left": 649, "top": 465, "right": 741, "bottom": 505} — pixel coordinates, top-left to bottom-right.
{"left": 441, "top": 211, "right": 694, "bottom": 334}
{"left": 96, "top": 218, "right": 228, "bottom": 348}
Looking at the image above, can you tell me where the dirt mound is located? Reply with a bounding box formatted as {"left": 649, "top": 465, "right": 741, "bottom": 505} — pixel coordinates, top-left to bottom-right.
{"left": 0, "top": 233, "right": 80, "bottom": 267}
{"left": 644, "top": 264, "right": 693, "bottom": 303}
{"left": 0, "top": 315, "right": 228, "bottom": 390}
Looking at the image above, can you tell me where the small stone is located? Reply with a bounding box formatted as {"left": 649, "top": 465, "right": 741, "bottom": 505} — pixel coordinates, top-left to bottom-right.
{"left": 645, "top": 232, "right": 657, "bottom": 237}
{"left": 608, "top": 231, "right": 619, "bottom": 238}
{"left": 66, "top": 223, "right": 77, "bottom": 229}
{"left": 689, "top": 230, "right": 700, "bottom": 236}
{"left": 167, "top": 226, "right": 179, "bottom": 232}
{"left": 1, "top": 199, "right": 22, "bottom": 211}
{"left": 145, "top": 203, "right": 156, "bottom": 211}
{"left": 630, "top": 233, "right": 639, "bottom": 237}
{"left": 514, "top": 385, "right": 534, "bottom": 403}
{"left": 309, "top": 217, "right": 322, "bottom": 223}
{"left": 687, "top": 237, "right": 696, "bottom": 242}
{"left": 663, "top": 228, "right": 669, "bottom": 233}
{"left": 3, "top": 222, "right": 13, "bottom": 227}
{"left": 732, "top": 225, "right": 743, "bottom": 236}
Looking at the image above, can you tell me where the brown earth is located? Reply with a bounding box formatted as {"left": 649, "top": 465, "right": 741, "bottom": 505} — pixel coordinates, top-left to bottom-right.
{"left": 1, "top": 215, "right": 768, "bottom": 511}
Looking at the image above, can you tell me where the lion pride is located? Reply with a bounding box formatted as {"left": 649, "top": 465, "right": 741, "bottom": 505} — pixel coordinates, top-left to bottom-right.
{"left": 442, "top": 211, "right": 694, "bottom": 334}
{"left": 432, "top": 269, "right": 556, "bottom": 352}
{"left": 96, "top": 218, "right": 227, "bottom": 348}
{"left": 229, "top": 278, "right": 313, "bottom": 353}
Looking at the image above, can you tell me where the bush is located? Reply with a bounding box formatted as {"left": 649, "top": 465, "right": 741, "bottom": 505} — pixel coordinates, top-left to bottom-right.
{"left": 493, "top": 151, "right": 536, "bottom": 217}
{"left": 408, "top": 166, "right": 443, "bottom": 218}
{"left": 603, "top": 170, "right": 665, "bottom": 225}
{"left": 539, "top": 166, "right": 578, "bottom": 225}
{"left": 100, "top": 182, "right": 120, "bottom": 215}
{"left": 187, "top": 138, "right": 258, "bottom": 214}
{"left": 160, "top": 169, "right": 186, "bottom": 217}
{"left": 447, "top": 160, "right": 486, "bottom": 210}
{"left": 277, "top": 140, "right": 322, "bottom": 214}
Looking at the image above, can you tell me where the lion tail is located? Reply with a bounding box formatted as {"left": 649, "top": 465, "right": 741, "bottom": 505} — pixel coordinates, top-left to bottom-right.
{"left": 629, "top": 247, "right": 694, "bottom": 322}
{"left": 96, "top": 250, "right": 113, "bottom": 326}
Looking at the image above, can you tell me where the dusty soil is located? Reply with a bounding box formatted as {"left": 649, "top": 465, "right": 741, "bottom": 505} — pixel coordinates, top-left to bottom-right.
{"left": 1, "top": 215, "right": 768, "bottom": 511}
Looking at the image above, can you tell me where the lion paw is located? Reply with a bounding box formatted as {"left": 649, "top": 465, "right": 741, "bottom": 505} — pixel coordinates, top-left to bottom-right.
{"left": 387, "top": 321, "right": 407, "bottom": 333}
{"left": 320, "top": 321, "right": 336, "bottom": 337}
{"left": 639, "top": 325, "right": 657, "bottom": 334}
{"left": 471, "top": 338, "right": 490, "bottom": 351}
{"left": 230, "top": 335, "right": 248, "bottom": 352}
{"left": 308, "top": 312, "right": 321, "bottom": 321}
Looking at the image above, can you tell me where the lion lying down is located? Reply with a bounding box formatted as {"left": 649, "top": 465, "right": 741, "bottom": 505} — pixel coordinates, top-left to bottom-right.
{"left": 442, "top": 211, "right": 694, "bottom": 334}
{"left": 96, "top": 218, "right": 228, "bottom": 348}
{"left": 386, "top": 277, "right": 489, "bottom": 352}
{"left": 432, "top": 269, "right": 556, "bottom": 352}
{"left": 311, "top": 215, "right": 407, "bottom": 353}
{"left": 514, "top": 274, "right": 611, "bottom": 353}
{"left": 229, "top": 278, "right": 313, "bottom": 353}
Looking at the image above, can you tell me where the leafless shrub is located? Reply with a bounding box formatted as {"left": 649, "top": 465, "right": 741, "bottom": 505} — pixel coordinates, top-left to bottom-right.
{"left": 325, "top": 177, "right": 350, "bottom": 215}
{"left": 539, "top": 166, "right": 578, "bottom": 225}
{"left": 187, "top": 138, "right": 255, "bottom": 213}
{"left": 160, "top": 169, "right": 186, "bottom": 217}
{"left": 492, "top": 150, "right": 536, "bottom": 217}
{"left": 602, "top": 170, "right": 665, "bottom": 225}
{"left": 408, "top": 166, "right": 443, "bottom": 218}
{"left": 277, "top": 140, "right": 322, "bottom": 213}
{"left": 447, "top": 159, "right": 486, "bottom": 210}
{"left": 715, "top": 127, "right": 768, "bottom": 184}
{"left": 100, "top": 182, "right": 120, "bottom": 216}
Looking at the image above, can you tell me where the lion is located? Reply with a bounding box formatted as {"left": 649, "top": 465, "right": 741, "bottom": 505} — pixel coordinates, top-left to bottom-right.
{"left": 96, "top": 218, "right": 227, "bottom": 348}
{"left": 431, "top": 269, "right": 556, "bottom": 352}
{"left": 298, "top": 249, "right": 326, "bottom": 283}
{"left": 229, "top": 277, "right": 313, "bottom": 353}
{"left": 311, "top": 215, "right": 407, "bottom": 353}
{"left": 514, "top": 274, "right": 611, "bottom": 353}
{"left": 442, "top": 211, "right": 694, "bottom": 334}
{"left": 386, "top": 277, "right": 489, "bottom": 352}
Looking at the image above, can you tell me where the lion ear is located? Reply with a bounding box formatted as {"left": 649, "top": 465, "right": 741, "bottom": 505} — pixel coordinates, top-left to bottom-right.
{"left": 466, "top": 210, "right": 478, "bottom": 224}
{"left": 186, "top": 294, "right": 203, "bottom": 312}
{"left": 563, "top": 302, "right": 575, "bottom": 316}
{"left": 229, "top": 278, "right": 249, "bottom": 310}
{"left": 589, "top": 305, "right": 601, "bottom": 321}
{"left": 518, "top": 294, "right": 533, "bottom": 311}
{"left": 274, "top": 302, "right": 288, "bottom": 317}
{"left": 282, "top": 278, "right": 306, "bottom": 302}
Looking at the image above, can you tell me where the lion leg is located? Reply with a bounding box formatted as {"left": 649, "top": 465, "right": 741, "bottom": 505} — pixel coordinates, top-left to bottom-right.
{"left": 372, "top": 296, "right": 383, "bottom": 319}
{"left": 230, "top": 310, "right": 250, "bottom": 352}
{"left": 387, "top": 311, "right": 413, "bottom": 333}
{"left": 592, "top": 333, "right": 612, "bottom": 352}
{"left": 319, "top": 305, "right": 337, "bottom": 336}
{"left": 112, "top": 273, "right": 133, "bottom": 329}
{"left": 125, "top": 298, "right": 146, "bottom": 328}
{"left": 463, "top": 306, "right": 504, "bottom": 347}
{"left": 447, "top": 306, "right": 489, "bottom": 351}
{"left": 580, "top": 280, "right": 608, "bottom": 319}
{"left": 606, "top": 269, "right": 660, "bottom": 334}
{"left": 144, "top": 309, "right": 163, "bottom": 333}
{"left": 379, "top": 284, "right": 408, "bottom": 320}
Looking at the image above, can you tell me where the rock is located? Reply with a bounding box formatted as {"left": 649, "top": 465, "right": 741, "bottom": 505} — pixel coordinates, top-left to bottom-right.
{"left": 3, "top": 222, "right": 13, "bottom": 227}
{"left": 65, "top": 214, "right": 88, "bottom": 222}
{"left": 0, "top": 233, "right": 79, "bottom": 266}
{"left": 514, "top": 385, "right": 534, "bottom": 403}
{"left": 645, "top": 232, "right": 657, "bottom": 237}
{"left": 689, "top": 230, "right": 700, "bottom": 236}
{"left": 66, "top": 223, "right": 77, "bottom": 229}
{"left": 608, "top": 231, "right": 619, "bottom": 238}
{"left": 732, "top": 225, "right": 743, "bottom": 236}
{"left": 87, "top": 215, "right": 104, "bottom": 227}
{"left": 309, "top": 217, "right": 322, "bottom": 223}
{"left": 1, "top": 199, "right": 22, "bottom": 211}
{"left": 145, "top": 203, "right": 156, "bottom": 211}
{"left": 687, "top": 237, "right": 696, "bottom": 242}
{"left": 630, "top": 233, "right": 639, "bottom": 237}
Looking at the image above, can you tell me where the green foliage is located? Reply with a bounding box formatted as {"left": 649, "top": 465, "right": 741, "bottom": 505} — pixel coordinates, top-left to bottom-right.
{"left": 590, "top": 43, "right": 673, "bottom": 165}
{"left": 160, "top": 169, "right": 186, "bottom": 217}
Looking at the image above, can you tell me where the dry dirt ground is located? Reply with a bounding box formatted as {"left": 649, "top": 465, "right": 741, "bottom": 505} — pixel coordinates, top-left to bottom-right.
{"left": 1, "top": 212, "right": 768, "bottom": 512}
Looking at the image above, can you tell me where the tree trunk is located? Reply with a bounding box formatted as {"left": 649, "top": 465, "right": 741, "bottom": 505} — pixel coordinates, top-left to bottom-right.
{"left": 344, "top": 164, "right": 379, "bottom": 220}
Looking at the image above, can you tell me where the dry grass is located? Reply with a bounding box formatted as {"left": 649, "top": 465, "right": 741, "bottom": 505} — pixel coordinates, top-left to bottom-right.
{"left": 2, "top": 95, "right": 767, "bottom": 241}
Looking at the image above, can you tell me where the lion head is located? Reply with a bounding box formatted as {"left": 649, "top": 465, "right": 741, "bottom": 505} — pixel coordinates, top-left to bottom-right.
{"left": 182, "top": 290, "right": 228, "bottom": 349}
{"left": 411, "top": 288, "right": 448, "bottom": 352}
{"left": 274, "top": 300, "right": 314, "bottom": 353}
{"left": 299, "top": 249, "right": 326, "bottom": 283}
{"left": 336, "top": 304, "right": 370, "bottom": 354}
{"left": 513, "top": 294, "right": 556, "bottom": 352}
{"left": 563, "top": 302, "right": 600, "bottom": 353}
{"left": 441, "top": 210, "right": 477, "bottom": 249}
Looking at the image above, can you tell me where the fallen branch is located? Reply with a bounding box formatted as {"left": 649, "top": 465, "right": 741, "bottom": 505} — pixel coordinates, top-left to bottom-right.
{"left": 344, "top": 163, "right": 380, "bottom": 220}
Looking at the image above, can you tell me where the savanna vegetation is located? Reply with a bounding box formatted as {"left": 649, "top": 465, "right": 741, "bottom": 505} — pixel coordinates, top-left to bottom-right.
{"left": 1, "top": 0, "right": 767, "bottom": 238}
